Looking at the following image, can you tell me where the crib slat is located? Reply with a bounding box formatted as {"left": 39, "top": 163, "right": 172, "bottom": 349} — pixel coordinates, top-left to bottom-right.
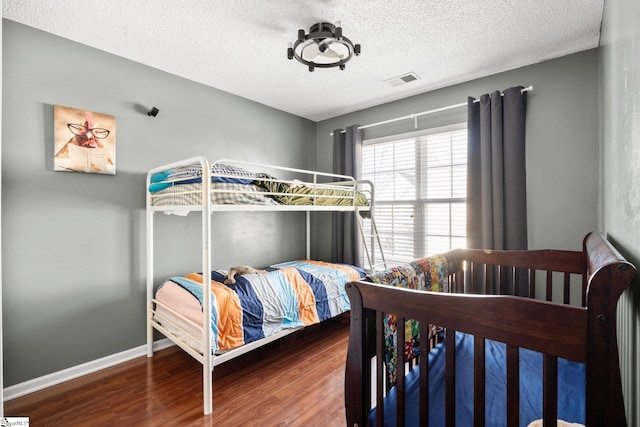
{"left": 452, "top": 268, "right": 460, "bottom": 293}
{"left": 529, "top": 268, "right": 536, "bottom": 298}
{"left": 546, "top": 270, "right": 553, "bottom": 301}
{"left": 484, "top": 263, "right": 490, "bottom": 294}
{"left": 474, "top": 337, "right": 486, "bottom": 427}
{"left": 454, "top": 270, "right": 464, "bottom": 293}
{"left": 420, "top": 322, "right": 430, "bottom": 427}
{"left": 397, "top": 316, "right": 406, "bottom": 427}
{"left": 470, "top": 262, "right": 478, "bottom": 293}
{"left": 564, "top": 272, "right": 571, "bottom": 304}
{"left": 499, "top": 265, "right": 507, "bottom": 294}
{"left": 376, "top": 311, "right": 384, "bottom": 427}
{"left": 543, "top": 355, "right": 558, "bottom": 426}
{"left": 506, "top": 345, "right": 520, "bottom": 427}
{"left": 445, "top": 328, "right": 456, "bottom": 427}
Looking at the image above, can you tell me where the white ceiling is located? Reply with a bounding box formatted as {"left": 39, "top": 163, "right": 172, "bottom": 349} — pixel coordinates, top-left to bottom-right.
{"left": 2, "top": 0, "right": 604, "bottom": 122}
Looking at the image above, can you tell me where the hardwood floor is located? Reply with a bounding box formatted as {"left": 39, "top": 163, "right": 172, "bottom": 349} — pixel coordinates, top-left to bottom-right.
{"left": 4, "top": 314, "right": 351, "bottom": 426}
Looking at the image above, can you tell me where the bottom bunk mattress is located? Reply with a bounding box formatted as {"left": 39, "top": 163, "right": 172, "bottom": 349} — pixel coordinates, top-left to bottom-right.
{"left": 153, "top": 260, "right": 365, "bottom": 353}
{"left": 370, "top": 332, "right": 585, "bottom": 427}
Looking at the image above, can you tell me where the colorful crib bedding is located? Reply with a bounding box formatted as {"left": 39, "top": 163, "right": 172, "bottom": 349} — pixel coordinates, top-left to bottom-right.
{"left": 368, "top": 255, "right": 449, "bottom": 388}
{"left": 154, "top": 260, "right": 365, "bottom": 353}
{"left": 369, "top": 331, "right": 586, "bottom": 427}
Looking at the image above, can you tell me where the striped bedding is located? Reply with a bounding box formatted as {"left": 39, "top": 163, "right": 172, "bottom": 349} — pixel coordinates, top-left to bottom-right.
{"left": 148, "top": 163, "right": 277, "bottom": 207}
{"left": 149, "top": 182, "right": 278, "bottom": 207}
{"left": 148, "top": 163, "right": 369, "bottom": 208}
{"left": 154, "top": 260, "right": 365, "bottom": 353}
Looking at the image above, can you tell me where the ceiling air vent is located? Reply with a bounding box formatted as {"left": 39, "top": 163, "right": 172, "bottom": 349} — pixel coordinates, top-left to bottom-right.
{"left": 385, "top": 72, "right": 420, "bottom": 87}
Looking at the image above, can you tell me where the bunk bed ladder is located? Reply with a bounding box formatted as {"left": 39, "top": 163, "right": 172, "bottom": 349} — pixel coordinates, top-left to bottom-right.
{"left": 357, "top": 208, "right": 387, "bottom": 273}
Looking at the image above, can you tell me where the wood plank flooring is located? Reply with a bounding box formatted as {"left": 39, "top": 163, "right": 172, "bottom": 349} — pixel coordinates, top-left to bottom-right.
{"left": 4, "top": 314, "right": 351, "bottom": 427}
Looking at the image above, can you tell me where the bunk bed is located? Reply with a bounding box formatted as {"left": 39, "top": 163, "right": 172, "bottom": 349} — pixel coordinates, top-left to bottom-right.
{"left": 345, "top": 232, "right": 636, "bottom": 427}
{"left": 146, "top": 156, "right": 383, "bottom": 415}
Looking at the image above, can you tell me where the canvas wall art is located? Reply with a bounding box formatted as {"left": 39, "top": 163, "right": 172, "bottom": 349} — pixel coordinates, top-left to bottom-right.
{"left": 54, "top": 105, "right": 116, "bottom": 175}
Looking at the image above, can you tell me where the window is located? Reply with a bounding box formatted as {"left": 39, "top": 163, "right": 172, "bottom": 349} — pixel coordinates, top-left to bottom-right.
{"left": 362, "top": 125, "right": 467, "bottom": 266}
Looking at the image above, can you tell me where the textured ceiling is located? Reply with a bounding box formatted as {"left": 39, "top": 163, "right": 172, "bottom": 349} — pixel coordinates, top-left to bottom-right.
{"left": 2, "top": 0, "right": 604, "bottom": 122}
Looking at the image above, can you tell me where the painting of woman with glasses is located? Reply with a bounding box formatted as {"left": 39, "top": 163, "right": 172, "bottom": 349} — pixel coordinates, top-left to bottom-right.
{"left": 54, "top": 105, "right": 116, "bottom": 175}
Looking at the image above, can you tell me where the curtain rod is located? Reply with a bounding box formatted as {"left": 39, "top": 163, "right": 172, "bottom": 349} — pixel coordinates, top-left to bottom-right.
{"left": 331, "top": 85, "right": 533, "bottom": 135}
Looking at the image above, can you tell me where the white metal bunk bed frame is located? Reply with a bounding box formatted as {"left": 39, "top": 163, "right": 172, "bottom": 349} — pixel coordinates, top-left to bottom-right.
{"left": 145, "top": 156, "right": 385, "bottom": 415}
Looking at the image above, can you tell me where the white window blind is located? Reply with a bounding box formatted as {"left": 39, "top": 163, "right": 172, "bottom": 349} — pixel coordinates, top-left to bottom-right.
{"left": 363, "top": 126, "right": 467, "bottom": 265}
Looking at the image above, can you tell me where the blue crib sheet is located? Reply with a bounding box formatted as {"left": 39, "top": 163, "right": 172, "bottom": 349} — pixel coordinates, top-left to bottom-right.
{"left": 369, "top": 331, "right": 585, "bottom": 427}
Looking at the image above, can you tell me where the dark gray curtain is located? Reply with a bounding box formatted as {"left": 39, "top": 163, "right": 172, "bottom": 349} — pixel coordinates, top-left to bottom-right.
{"left": 467, "top": 86, "right": 528, "bottom": 251}
{"left": 331, "top": 125, "right": 363, "bottom": 266}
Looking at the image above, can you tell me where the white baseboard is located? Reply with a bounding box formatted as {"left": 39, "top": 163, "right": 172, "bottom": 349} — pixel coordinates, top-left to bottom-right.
{"left": 2, "top": 339, "right": 175, "bottom": 402}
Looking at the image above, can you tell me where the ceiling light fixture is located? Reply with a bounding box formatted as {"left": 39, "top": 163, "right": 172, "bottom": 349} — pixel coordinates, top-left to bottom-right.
{"left": 287, "top": 22, "right": 361, "bottom": 72}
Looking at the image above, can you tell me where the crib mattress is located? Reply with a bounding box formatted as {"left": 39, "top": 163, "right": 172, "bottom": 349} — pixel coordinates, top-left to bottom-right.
{"left": 369, "top": 331, "right": 586, "bottom": 427}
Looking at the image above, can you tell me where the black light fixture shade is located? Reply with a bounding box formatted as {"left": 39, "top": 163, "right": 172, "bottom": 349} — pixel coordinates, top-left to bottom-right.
{"left": 288, "top": 22, "right": 360, "bottom": 72}
{"left": 147, "top": 107, "right": 159, "bottom": 117}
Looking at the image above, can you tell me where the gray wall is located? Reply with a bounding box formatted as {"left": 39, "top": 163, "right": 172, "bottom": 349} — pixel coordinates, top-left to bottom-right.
{"left": 1, "top": 20, "right": 314, "bottom": 386}
{"left": 601, "top": 0, "right": 640, "bottom": 425}
{"left": 314, "top": 50, "right": 601, "bottom": 260}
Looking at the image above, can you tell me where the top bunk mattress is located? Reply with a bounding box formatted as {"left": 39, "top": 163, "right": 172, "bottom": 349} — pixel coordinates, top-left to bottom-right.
{"left": 147, "top": 159, "right": 371, "bottom": 210}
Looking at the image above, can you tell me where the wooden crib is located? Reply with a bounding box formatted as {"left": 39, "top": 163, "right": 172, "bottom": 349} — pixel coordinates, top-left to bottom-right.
{"left": 344, "top": 232, "right": 636, "bottom": 427}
